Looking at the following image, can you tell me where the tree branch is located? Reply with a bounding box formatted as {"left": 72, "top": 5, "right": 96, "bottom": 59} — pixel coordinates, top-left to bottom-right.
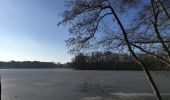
{"left": 131, "top": 43, "right": 170, "bottom": 67}
{"left": 151, "top": 0, "right": 170, "bottom": 59}
{"left": 80, "top": 12, "right": 112, "bottom": 43}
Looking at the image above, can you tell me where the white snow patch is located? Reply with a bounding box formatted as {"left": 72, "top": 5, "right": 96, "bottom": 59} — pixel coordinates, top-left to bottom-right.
{"left": 111, "top": 92, "right": 170, "bottom": 97}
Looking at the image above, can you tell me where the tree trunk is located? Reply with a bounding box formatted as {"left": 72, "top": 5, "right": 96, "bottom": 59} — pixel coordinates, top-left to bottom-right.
{"left": 108, "top": 6, "right": 163, "bottom": 100}
{"left": 141, "top": 63, "right": 163, "bottom": 100}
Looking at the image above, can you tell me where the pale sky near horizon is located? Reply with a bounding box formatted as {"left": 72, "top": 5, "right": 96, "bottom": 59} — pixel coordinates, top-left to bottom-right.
{"left": 0, "top": 0, "right": 72, "bottom": 63}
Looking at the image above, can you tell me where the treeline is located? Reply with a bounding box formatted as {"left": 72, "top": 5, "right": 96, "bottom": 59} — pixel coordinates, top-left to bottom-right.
{"left": 0, "top": 61, "right": 64, "bottom": 69}
{"left": 71, "top": 51, "right": 169, "bottom": 71}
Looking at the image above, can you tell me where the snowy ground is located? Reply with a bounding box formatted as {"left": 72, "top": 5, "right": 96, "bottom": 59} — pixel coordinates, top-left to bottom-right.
{"left": 0, "top": 69, "right": 170, "bottom": 100}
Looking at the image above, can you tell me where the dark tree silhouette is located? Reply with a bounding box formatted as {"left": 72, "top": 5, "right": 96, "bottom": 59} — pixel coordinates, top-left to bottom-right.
{"left": 71, "top": 52, "right": 167, "bottom": 70}
{"left": 58, "top": 0, "right": 170, "bottom": 100}
{"left": 0, "top": 61, "right": 59, "bottom": 69}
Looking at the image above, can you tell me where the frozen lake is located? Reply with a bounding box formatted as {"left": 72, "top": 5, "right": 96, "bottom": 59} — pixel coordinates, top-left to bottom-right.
{"left": 0, "top": 69, "right": 170, "bottom": 100}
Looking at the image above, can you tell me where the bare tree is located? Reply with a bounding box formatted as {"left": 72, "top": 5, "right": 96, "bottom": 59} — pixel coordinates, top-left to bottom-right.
{"left": 58, "top": 0, "right": 170, "bottom": 100}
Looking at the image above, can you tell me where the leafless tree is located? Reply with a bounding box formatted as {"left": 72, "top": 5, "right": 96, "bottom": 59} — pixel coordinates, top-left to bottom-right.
{"left": 58, "top": 0, "right": 170, "bottom": 100}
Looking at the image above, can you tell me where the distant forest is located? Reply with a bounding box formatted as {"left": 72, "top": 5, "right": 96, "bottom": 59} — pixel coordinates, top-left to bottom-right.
{"left": 71, "top": 51, "right": 169, "bottom": 71}
{"left": 0, "top": 61, "right": 64, "bottom": 69}
{"left": 0, "top": 52, "right": 169, "bottom": 71}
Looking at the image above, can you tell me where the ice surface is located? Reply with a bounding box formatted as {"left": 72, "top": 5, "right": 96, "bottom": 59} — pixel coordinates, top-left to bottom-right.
{"left": 0, "top": 69, "right": 170, "bottom": 100}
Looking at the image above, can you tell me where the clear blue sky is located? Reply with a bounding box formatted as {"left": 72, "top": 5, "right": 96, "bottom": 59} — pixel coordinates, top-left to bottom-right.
{"left": 0, "top": 0, "right": 72, "bottom": 63}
